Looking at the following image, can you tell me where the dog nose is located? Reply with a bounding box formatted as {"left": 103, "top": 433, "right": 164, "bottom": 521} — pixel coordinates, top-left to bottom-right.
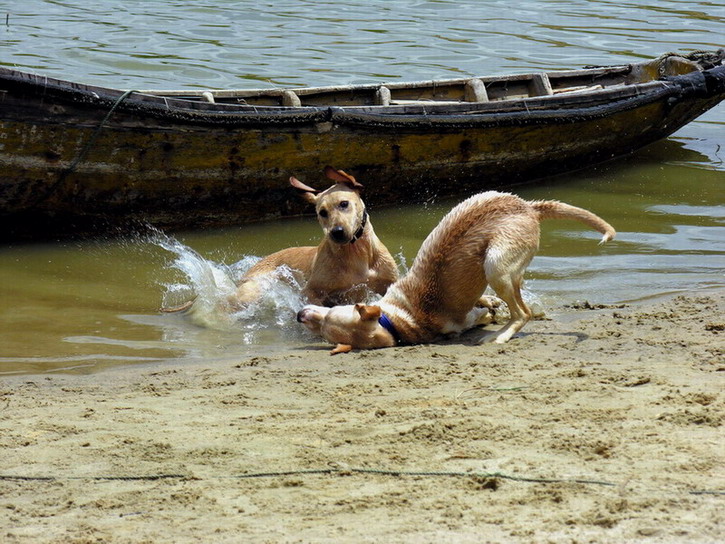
{"left": 296, "top": 309, "right": 306, "bottom": 323}
{"left": 330, "top": 226, "right": 347, "bottom": 243}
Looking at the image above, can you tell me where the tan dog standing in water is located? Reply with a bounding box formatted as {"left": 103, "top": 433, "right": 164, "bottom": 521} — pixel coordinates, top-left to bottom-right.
{"left": 163, "top": 167, "right": 398, "bottom": 315}
{"left": 231, "top": 166, "right": 398, "bottom": 308}
{"left": 297, "top": 191, "right": 615, "bottom": 353}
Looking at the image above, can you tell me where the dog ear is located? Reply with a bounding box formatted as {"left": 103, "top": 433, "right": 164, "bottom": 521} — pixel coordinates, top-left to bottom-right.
{"left": 324, "top": 166, "right": 364, "bottom": 191}
{"left": 290, "top": 176, "right": 318, "bottom": 193}
{"left": 290, "top": 176, "right": 318, "bottom": 205}
{"left": 331, "top": 343, "right": 353, "bottom": 355}
{"left": 355, "top": 304, "right": 382, "bottom": 321}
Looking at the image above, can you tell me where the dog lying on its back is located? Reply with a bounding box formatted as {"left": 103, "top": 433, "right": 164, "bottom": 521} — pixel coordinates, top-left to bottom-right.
{"left": 297, "top": 191, "right": 615, "bottom": 353}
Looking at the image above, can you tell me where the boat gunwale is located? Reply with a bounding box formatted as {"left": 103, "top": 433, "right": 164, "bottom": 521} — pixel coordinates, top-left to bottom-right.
{"left": 0, "top": 53, "right": 723, "bottom": 129}
{"left": 0, "top": 58, "right": 679, "bottom": 117}
{"left": 0, "top": 69, "right": 674, "bottom": 120}
{"left": 133, "top": 64, "right": 634, "bottom": 98}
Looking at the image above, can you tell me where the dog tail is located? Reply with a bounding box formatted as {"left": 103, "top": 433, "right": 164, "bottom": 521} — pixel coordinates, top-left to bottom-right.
{"left": 532, "top": 200, "right": 616, "bottom": 244}
{"left": 159, "top": 298, "right": 196, "bottom": 313}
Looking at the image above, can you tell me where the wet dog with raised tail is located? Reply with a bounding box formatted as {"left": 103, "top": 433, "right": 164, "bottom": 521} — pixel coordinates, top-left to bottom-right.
{"left": 297, "top": 191, "right": 615, "bottom": 354}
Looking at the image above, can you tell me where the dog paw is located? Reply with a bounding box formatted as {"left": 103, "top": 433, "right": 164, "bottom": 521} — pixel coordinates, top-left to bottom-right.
{"left": 474, "top": 310, "right": 495, "bottom": 327}
{"left": 472, "top": 328, "right": 515, "bottom": 344}
{"left": 476, "top": 295, "right": 503, "bottom": 310}
{"left": 492, "top": 329, "right": 516, "bottom": 344}
{"left": 471, "top": 329, "right": 497, "bottom": 344}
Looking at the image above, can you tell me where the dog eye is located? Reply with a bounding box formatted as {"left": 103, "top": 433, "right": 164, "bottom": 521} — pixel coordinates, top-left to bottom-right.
{"left": 339, "top": 201, "right": 349, "bottom": 209}
{"left": 318, "top": 209, "right": 328, "bottom": 218}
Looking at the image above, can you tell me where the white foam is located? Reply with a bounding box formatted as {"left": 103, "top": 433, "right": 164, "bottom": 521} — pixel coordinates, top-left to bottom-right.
{"left": 150, "top": 231, "right": 307, "bottom": 337}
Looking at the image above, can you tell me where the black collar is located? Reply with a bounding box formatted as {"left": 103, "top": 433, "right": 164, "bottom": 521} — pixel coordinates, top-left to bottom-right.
{"left": 378, "top": 312, "right": 401, "bottom": 345}
{"left": 350, "top": 208, "right": 368, "bottom": 244}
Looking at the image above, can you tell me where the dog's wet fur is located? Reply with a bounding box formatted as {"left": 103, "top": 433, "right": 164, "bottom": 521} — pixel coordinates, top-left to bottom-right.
{"left": 297, "top": 191, "right": 615, "bottom": 354}
{"left": 162, "top": 166, "right": 398, "bottom": 315}
{"left": 233, "top": 166, "right": 398, "bottom": 308}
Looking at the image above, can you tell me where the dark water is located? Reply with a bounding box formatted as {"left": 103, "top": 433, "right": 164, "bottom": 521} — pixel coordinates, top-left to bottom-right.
{"left": 1, "top": 0, "right": 723, "bottom": 374}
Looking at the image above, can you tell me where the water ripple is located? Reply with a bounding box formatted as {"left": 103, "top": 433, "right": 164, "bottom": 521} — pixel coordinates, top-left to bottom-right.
{"left": 1, "top": 0, "right": 723, "bottom": 374}
{"left": 4, "top": 0, "right": 723, "bottom": 89}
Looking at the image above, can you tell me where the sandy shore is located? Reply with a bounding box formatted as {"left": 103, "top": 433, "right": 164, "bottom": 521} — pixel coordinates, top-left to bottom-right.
{"left": 1, "top": 291, "right": 723, "bottom": 543}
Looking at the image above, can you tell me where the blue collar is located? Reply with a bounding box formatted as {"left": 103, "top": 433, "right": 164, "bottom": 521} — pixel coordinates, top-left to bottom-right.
{"left": 378, "top": 313, "right": 401, "bottom": 345}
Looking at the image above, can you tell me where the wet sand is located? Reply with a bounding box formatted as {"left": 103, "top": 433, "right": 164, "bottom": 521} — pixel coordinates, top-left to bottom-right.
{"left": 1, "top": 291, "right": 723, "bottom": 543}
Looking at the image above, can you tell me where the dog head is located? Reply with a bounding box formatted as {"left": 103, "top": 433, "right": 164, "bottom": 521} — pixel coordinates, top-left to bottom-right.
{"left": 297, "top": 303, "right": 396, "bottom": 354}
{"left": 290, "top": 166, "right": 367, "bottom": 245}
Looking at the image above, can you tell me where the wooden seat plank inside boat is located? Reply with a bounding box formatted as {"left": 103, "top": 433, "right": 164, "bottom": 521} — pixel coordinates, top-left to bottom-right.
{"left": 138, "top": 63, "right": 647, "bottom": 108}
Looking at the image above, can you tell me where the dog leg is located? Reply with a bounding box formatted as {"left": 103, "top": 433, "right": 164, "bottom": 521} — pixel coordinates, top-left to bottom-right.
{"left": 160, "top": 298, "right": 196, "bottom": 313}
{"left": 229, "top": 277, "right": 264, "bottom": 310}
{"left": 484, "top": 275, "right": 532, "bottom": 344}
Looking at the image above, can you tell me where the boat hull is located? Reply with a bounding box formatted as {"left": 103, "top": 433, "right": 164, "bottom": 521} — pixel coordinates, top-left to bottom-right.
{"left": 1, "top": 54, "right": 723, "bottom": 240}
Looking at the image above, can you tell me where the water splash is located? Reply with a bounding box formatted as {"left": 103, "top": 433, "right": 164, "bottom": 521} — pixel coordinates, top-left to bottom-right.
{"left": 150, "top": 230, "right": 306, "bottom": 337}
{"left": 393, "top": 249, "right": 410, "bottom": 276}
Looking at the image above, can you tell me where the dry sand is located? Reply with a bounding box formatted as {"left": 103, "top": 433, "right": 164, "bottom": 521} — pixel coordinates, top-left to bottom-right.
{"left": 1, "top": 291, "right": 723, "bottom": 543}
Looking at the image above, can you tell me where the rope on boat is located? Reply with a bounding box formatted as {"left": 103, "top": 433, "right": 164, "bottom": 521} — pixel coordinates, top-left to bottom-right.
{"left": 39, "top": 89, "right": 139, "bottom": 205}
{"left": 0, "top": 467, "right": 723, "bottom": 495}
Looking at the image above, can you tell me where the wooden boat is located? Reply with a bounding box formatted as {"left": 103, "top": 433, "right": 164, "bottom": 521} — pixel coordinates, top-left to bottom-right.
{"left": 1, "top": 50, "right": 724, "bottom": 240}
